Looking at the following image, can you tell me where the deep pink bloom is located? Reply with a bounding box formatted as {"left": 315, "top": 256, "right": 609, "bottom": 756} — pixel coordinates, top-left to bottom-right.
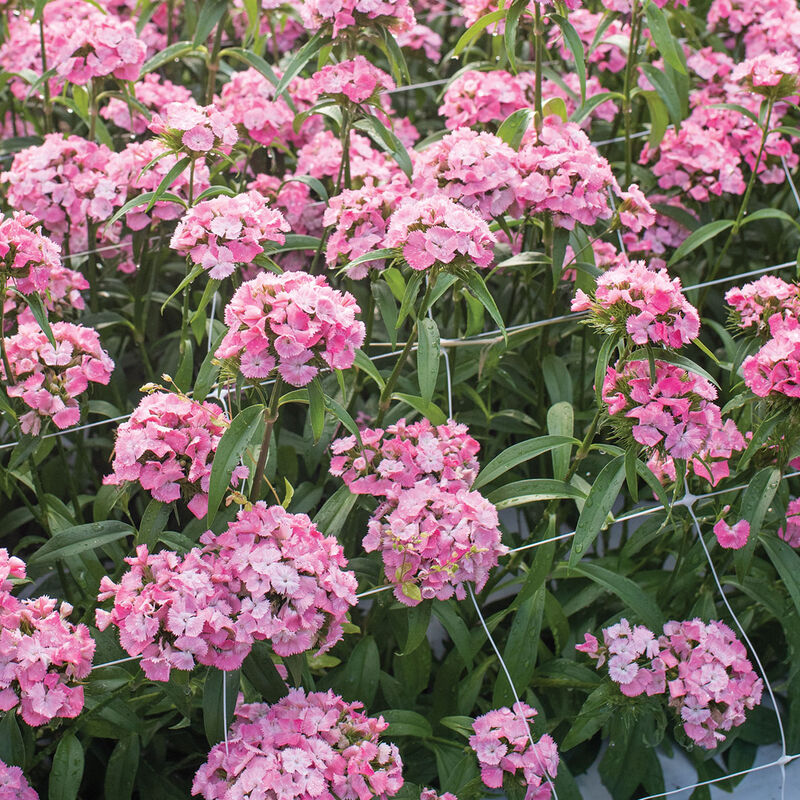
{"left": 713, "top": 511, "right": 750, "bottom": 549}
{"left": 779, "top": 498, "right": 800, "bottom": 547}
{"left": 743, "top": 314, "right": 800, "bottom": 399}
{"left": 726, "top": 276, "right": 800, "bottom": 336}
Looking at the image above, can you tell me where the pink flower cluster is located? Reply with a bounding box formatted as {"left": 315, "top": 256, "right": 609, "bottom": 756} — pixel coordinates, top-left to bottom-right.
{"left": 2, "top": 322, "right": 114, "bottom": 435}
{"left": 414, "top": 128, "right": 519, "bottom": 220}
{"left": 323, "top": 176, "right": 410, "bottom": 276}
{"left": 331, "top": 419, "right": 505, "bottom": 606}
{"left": 577, "top": 619, "right": 764, "bottom": 749}
{"left": 330, "top": 417, "right": 481, "bottom": 495}
{"left": 198, "top": 503, "right": 357, "bottom": 657}
{"left": 726, "top": 276, "right": 800, "bottom": 336}
{"left": 713, "top": 508, "right": 750, "bottom": 549}
{"left": 516, "top": 118, "right": 619, "bottom": 230}
{"left": 469, "top": 702, "right": 559, "bottom": 800}
{"left": 299, "top": 0, "right": 415, "bottom": 37}
{"left": 385, "top": 195, "right": 496, "bottom": 271}
{"left": 170, "top": 191, "right": 289, "bottom": 279}
{"left": 103, "top": 391, "right": 248, "bottom": 519}
{"left": 193, "top": 690, "right": 403, "bottom": 800}
{"left": 54, "top": 14, "right": 147, "bottom": 84}
{"left": 572, "top": 260, "right": 700, "bottom": 348}
{"left": 779, "top": 498, "right": 800, "bottom": 547}
{"left": 0, "top": 212, "right": 62, "bottom": 296}
{"left": 149, "top": 102, "right": 238, "bottom": 157}
{"left": 215, "top": 271, "right": 366, "bottom": 387}
{"left": 743, "top": 313, "right": 800, "bottom": 398}
{"left": 623, "top": 194, "right": 695, "bottom": 267}
{"left": 0, "top": 760, "right": 37, "bottom": 800}
{"left": 602, "top": 359, "right": 746, "bottom": 485}
{"left": 0, "top": 549, "right": 95, "bottom": 727}
{"left": 731, "top": 50, "right": 800, "bottom": 96}
{"left": 97, "top": 505, "right": 356, "bottom": 680}
{"left": 101, "top": 73, "right": 193, "bottom": 135}
{"left": 310, "top": 56, "right": 395, "bottom": 104}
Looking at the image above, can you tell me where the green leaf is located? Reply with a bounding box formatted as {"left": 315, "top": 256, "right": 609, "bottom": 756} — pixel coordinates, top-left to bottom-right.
{"left": 50, "top": 733, "right": 84, "bottom": 800}
{"left": 459, "top": 270, "right": 505, "bottom": 340}
{"left": 325, "top": 395, "right": 363, "bottom": 446}
{"left": 354, "top": 116, "right": 413, "bottom": 179}
{"left": 379, "top": 27, "right": 410, "bottom": 83}
{"left": 736, "top": 467, "right": 781, "bottom": 580}
{"left": 103, "top": 733, "right": 139, "bottom": 800}
{"left": 551, "top": 225, "right": 570, "bottom": 289}
{"left": 16, "top": 290, "right": 55, "bottom": 347}
{"left": 313, "top": 484, "right": 357, "bottom": 537}
{"left": 396, "top": 270, "right": 424, "bottom": 329}
{"left": 739, "top": 412, "right": 781, "bottom": 471}
{"left": 417, "top": 318, "right": 440, "bottom": 403}
{"left": 496, "top": 108, "right": 535, "bottom": 150}
{"left": 568, "top": 456, "right": 626, "bottom": 567}
{"left": 307, "top": 377, "right": 325, "bottom": 442}
{"left": 274, "top": 30, "right": 326, "bottom": 98}
{"left": 594, "top": 336, "right": 617, "bottom": 406}
{"left": 206, "top": 404, "right": 264, "bottom": 526}
{"left": 644, "top": 1, "right": 686, "bottom": 74}
{"left": 203, "top": 668, "right": 240, "bottom": 746}
{"left": 354, "top": 349, "right": 386, "bottom": 390}
{"left": 147, "top": 156, "right": 191, "bottom": 212}
{"left": 762, "top": 536, "right": 800, "bottom": 619}
{"left": 740, "top": 208, "right": 800, "bottom": 232}
{"left": 571, "top": 91, "right": 622, "bottom": 125}
{"left": 642, "top": 90, "right": 669, "bottom": 148}
{"left": 503, "top": 0, "right": 528, "bottom": 73}
{"left": 639, "top": 63, "right": 683, "bottom": 127}
{"left": 547, "top": 402, "right": 574, "bottom": 481}
{"left": 193, "top": 0, "right": 227, "bottom": 44}
{"left": 373, "top": 281, "right": 398, "bottom": 348}
{"left": 400, "top": 602, "right": 432, "bottom": 655}
{"left": 242, "top": 641, "right": 290, "bottom": 703}
{"left": 392, "top": 393, "right": 447, "bottom": 425}
{"left": 0, "top": 714, "right": 24, "bottom": 769}
{"left": 142, "top": 41, "right": 198, "bottom": 74}
{"left": 108, "top": 190, "right": 185, "bottom": 226}
{"left": 380, "top": 709, "right": 433, "bottom": 738}
{"left": 432, "top": 603, "right": 473, "bottom": 669}
{"left": 474, "top": 435, "right": 579, "bottom": 489}
{"left": 342, "top": 248, "right": 398, "bottom": 276}
{"left": 543, "top": 96, "right": 568, "bottom": 122}
{"left": 569, "top": 562, "right": 663, "bottom": 630}
{"left": 487, "top": 479, "right": 586, "bottom": 509}
{"left": 332, "top": 637, "right": 379, "bottom": 705}
{"left": 136, "top": 499, "right": 171, "bottom": 550}
{"left": 551, "top": 15, "right": 586, "bottom": 102}
{"left": 220, "top": 47, "right": 279, "bottom": 87}
{"left": 560, "top": 684, "right": 616, "bottom": 750}
{"left": 29, "top": 521, "right": 133, "bottom": 566}
{"left": 452, "top": 10, "right": 506, "bottom": 56}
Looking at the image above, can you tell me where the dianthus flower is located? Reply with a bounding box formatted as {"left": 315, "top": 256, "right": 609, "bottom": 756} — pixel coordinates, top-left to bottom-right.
{"left": 395, "top": 23, "right": 442, "bottom": 60}
{"left": 330, "top": 418, "right": 480, "bottom": 495}
{"left": 414, "top": 128, "right": 519, "bottom": 220}
{"left": 365, "top": 481, "right": 506, "bottom": 606}
{"left": 623, "top": 194, "right": 696, "bottom": 267}
{"left": 300, "top": 0, "right": 415, "bottom": 37}
{"left": 515, "top": 118, "right": 619, "bottom": 229}
{"left": 779, "top": 497, "right": 800, "bottom": 546}
{"left": 149, "top": 101, "right": 238, "bottom": 157}
{"left": 1, "top": 134, "right": 113, "bottom": 243}
{"left": 310, "top": 56, "right": 395, "bottom": 105}
{"left": 217, "top": 68, "right": 317, "bottom": 150}
{"left": 726, "top": 276, "right": 800, "bottom": 336}
{"left": 323, "top": 176, "right": 411, "bottom": 276}
{"left": 169, "top": 191, "right": 289, "bottom": 279}
{"left": 713, "top": 509, "right": 750, "bottom": 549}
{"left": 577, "top": 618, "right": 763, "bottom": 749}
{"left": 469, "top": 702, "right": 559, "bottom": 800}
{"left": 0, "top": 550, "right": 95, "bottom": 727}
{"left": 103, "top": 391, "right": 249, "bottom": 519}
{"left": 385, "top": 195, "right": 496, "bottom": 271}
{"left": 54, "top": 14, "right": 146, "bottom": 84}
{"left": 602, "top": 359, "right": 746, "bottom": 485}
{"left": 0, "top": 212, "right": 62, "bottom": 296}
{"left": 95, "top": 545, "right": 249, "bottom": 681}
{"left": 419, "top": 791, "right": 456, "bottom": 800}
{"left": 1, "top": 322, "right": 113, "bottom": 435}
{"left": 199, "top": 503, "right": 357, "bottom": 657}
{"left": 440, "top": 69, "right": 533, "bottom": 130}
{"left": 731, "top": 51, "right": 800, "bottom": 97}
{"left": 572, "top": 260, "right": 700, "bottom": 348}
{"left": 215, "top": 271, "right": 366, "bottom": 387}
{"left": 193, "top": 689, "right": 404, "bottom": 800}
{"left": 614, "top": 183, "right": 656, "bottom": 233}
{"left": 742, "top": 313, "right": 800, "bottom": 398}
{"left": 0, "top": 760, "right": 37, "bottom": 800}
{"left": 101, "top": 73, "right": 193, "bottom": 134}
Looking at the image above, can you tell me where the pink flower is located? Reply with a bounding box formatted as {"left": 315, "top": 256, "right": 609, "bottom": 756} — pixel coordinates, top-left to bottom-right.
{"left": 0, "top": 212, "right": 62, "bottom": 296}
{"left": 310, "top": 56, "right": 395, "bottom": 104}
{"left": 192, "top": 690, "right": 404, "bottom": 800}
{"left": 726, "top": 276, "right": 800, "bottom": 336}
{"left": 170, "top": 191, "right": 289, "bottom": 279}
{"left": 743, "top": 314, "right": 800, "bottom": 399}
{"left": 149, "top": 101, "right": 238, "bottom": 159}
{"left": 215, "top": 271, "right": 366, "bottom": 386}
{"left": 385, "top": 195, "right": 496, "bottom": 271}
{"left": 0, "top": 759, "right": 38, "bottom": 799}
{"left": 731, "top": 51, "right": 800, "bottom": 97}
{"left": 713, "top": 512, "right": 750, "bottom": 549}
{"left": 300, "top": 0, "right": 415, "bottom": 36}
{"left": 779, "top": 498, "right": 800, "bottom": 547}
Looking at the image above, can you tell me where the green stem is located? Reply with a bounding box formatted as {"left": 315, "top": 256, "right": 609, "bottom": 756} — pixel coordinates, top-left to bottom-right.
{"left": 56, "top": 438, "right": 84, "bottom": 523}
{"left": 533, "top": 6, "right": 543, "bottom": 133}
{"left": 88, "top": 78, "right": 98, "bottom": 141}
{"left": 622, "top": 0, "right": 642, "bottom": 187}
{"left": 0, "top": 283, "right": 14, "bottom": 385}
{"left": 86, "top": 218, "right": 99, "bottom": 313}
{"left": 38, "top": 15, "right": 53, "bottom": 134}
{"left": 179, "top": 161, "right": 197, "bottom": 358}
{"left": 250, "top": 377, "right": 283, "bottom": 500}
{"left": 699, "top": 97, "right": 776, "bottom": 310}
{"left": 205, "top": 11, "right": 227, "bottom": 105}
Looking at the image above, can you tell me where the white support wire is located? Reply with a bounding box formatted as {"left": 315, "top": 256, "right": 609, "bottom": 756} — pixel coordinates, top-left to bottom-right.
{"left": 781, "top": 155, "right": 800, "bottom": 214}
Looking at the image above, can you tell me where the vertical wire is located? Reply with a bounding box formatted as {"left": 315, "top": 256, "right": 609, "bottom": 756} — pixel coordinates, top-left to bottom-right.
{"left": 468, "top": 584, "right": 560, "bottom": 800}
{"left": 781, "top": 155, "right": 800, "bottom": 214}
{"left": 208, "top": 291, "right": 218, "bottom": 354}
{"left": 222, "top": 670, "right": 230, "bottom": 755}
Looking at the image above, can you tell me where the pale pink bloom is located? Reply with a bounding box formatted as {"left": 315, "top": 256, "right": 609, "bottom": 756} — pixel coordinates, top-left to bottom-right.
{"left": 310, "top": 56, "right": 394, "bottom": 104}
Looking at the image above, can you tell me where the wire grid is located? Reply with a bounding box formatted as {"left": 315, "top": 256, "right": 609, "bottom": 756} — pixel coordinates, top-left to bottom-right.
{"left": 7, "top": 99, "right": 800, "bottom": 800}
